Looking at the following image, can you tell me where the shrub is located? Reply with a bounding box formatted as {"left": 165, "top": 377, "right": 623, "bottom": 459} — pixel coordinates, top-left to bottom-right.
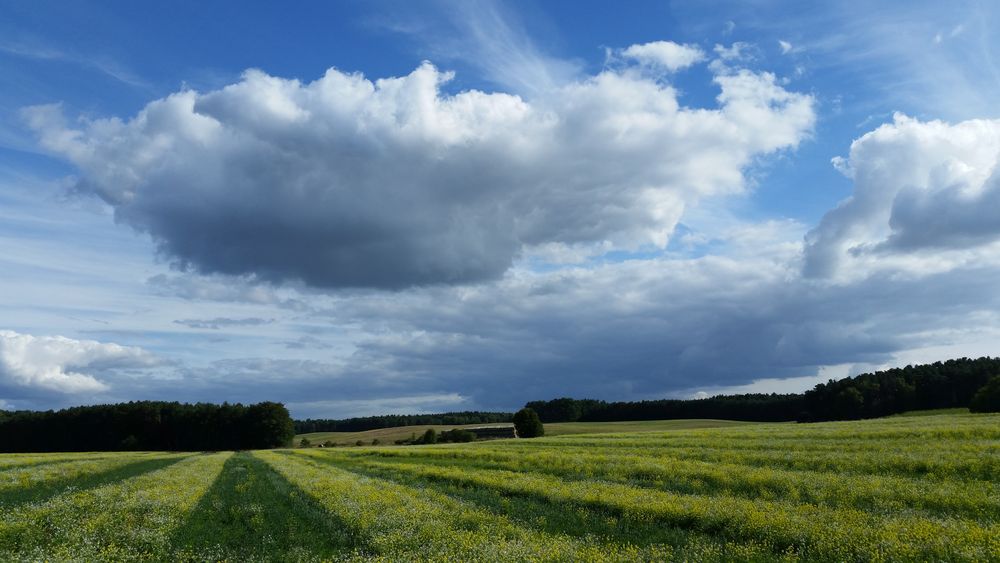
{"left": 969, "top": 375, "right": 1000, "bottom": 413}
{"left": 372, "top": 438, "right": 381, "bottom": 445}
{"left": 513, "top": 408, "right": 544, "bottom": 438}
{"left": 439, "top": 429, "right": 476, "bottom": 443}
{"left": 422, "top": 429, "right": 438, "bottom": 444}
{"left": 299, "top": 438, "right": 311, "bottom": 448}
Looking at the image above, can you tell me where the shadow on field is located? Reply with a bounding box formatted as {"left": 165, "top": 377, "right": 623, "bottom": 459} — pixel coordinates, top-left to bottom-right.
{"left": 0, "top": 455, "right": 187, "bottom": 508}
{"left": 169, "top": 452, "right": 364, "bottom": 561}
{"left": 318, "top": 457, "right": 728, "bottom": 553}
{"left": 0, "top": 455, "right": 112, "bottom": 472}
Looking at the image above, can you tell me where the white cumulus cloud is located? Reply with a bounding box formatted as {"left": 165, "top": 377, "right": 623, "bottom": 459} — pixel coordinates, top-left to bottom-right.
{"left": 0, "top": 330, "right": 159, "bottom": 394}
{"left": 25, "top": 52, "right": 813, "bottom": 290}
{"left": 621, "top": 40, "right": 705, "bottom": 72}
{"left": 805, "top": 114, "right": 1000, "bottom": 278}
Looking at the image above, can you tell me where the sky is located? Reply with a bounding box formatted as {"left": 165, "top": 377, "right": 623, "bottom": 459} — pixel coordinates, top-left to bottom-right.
{"left": 1, "top": 0, "right": 999, "bottom": 418}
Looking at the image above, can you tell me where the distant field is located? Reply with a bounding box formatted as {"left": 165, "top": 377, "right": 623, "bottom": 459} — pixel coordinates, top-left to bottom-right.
{"left": 891, "top": 407, "right": 971, "bottom": 417}
{"left": 296, "top": 423, "right": 506, "bottom": 446}
{"left": 296, "top": 418, "right": 754, "bottom": 445}
{"left": 1, "top": 413, "right": 997, "bottom": 560}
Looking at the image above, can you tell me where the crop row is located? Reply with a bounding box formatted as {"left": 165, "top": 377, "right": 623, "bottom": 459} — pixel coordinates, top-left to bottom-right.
{"left": 0, "top": 452, "right": 190, "bottom": 505}
{"left": 325, "top": 446, "right": 999, "bottom": 520}
{"left": 256, "top": 449, "right": 791, "bottom": 562}
{"left": 0, "top": 451, "right": 126, "bottom": 471}
{"left": 0, "top": 452, "right": 227, "bottom": 561}
{"left": 304, "top": 451, "right": 998, "bottom": 562}
{"left": 490, "top": 437, "right": 999, "bottom": 480}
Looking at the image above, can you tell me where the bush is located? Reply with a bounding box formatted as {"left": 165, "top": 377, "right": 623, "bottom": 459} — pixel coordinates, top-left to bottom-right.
{"left": 421, "top": 428, "right": 438, "bottom": 444}
{"left": 299, "top": 438, "right": 311, "bottom": 448}
{"left": 371, "top": 438, "right": 381, "bottom": 445}
{"left": 355, "top": 440, "right": 364, "bottom": 446}
{"left": 969, "top": 375, "right": 1000, "bottom": 413}
{"left": 322, "top": 440, "right": 336, "bottom": 447}
{"left": 513, "top": 408, "right": 544, "bottom": 438}
{"left": 439, "top": 429, "right": 476, "bottom": 443}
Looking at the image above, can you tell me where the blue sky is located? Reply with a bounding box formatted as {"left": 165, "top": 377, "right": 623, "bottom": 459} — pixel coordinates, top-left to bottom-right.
{"left": 1, "top": 0, "right": 999, "bottom": 418}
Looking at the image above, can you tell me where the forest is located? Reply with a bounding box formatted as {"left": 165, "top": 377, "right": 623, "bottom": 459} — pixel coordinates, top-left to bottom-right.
{"left": 526, "top": 357, "right": 1000, "bottom": 423}
{"left": 0, "top": 401, "right": 294, "bottom": 452}
{"left": 293, "top": 411, "right": 513, "bottom": 434}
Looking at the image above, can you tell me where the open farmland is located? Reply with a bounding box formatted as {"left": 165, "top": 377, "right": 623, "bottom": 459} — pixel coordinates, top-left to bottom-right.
{"left": 294, "top": 418, "right": 753, "bottom": 446}
{"left": 1, "top": 413, "right": 997, "bottom": 561}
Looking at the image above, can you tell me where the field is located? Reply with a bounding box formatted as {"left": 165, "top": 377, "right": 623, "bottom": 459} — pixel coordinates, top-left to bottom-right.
{"left": 295, "top": 418, "right": 753, "bottom": 446}
{"left": 1, "top": 413, "right": 997, "bottom": 561}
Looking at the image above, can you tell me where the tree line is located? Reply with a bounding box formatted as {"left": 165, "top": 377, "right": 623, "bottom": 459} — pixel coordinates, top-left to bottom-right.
{"left": 1, "top": 358, "right": 994, "bottom": 453}
{"left": 526, "top": 357, "right": 1000, "bottom": 423}
{"left": 294, "top": 411, "right": 513, "bottom": 434}
{"left": 800, "top": 357, "right": 999, "bottom": 420}
{"left": 0, "top": 401, "right": 294, "bottom": 452}
{"left": 526, "top": 393, "right": 804, "bottom": 423}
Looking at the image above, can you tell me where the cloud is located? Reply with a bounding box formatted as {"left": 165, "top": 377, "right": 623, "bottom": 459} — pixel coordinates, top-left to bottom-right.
{"left": 713, "top": 42, "right": 754, "bottom": 62}
{"left": 287, "top": 393, "right": 470, "bottom": 419}
{"left": 26, "top": 55, "right": 814, "bottom": 290}
{"left": 804, "top": 114, "right": 1000, "bottom": 278}
{"left": 283, "top": 335, "right": 334, "bottom": 350}
{"left": 173, "top": 317, "right": 274, "bottom": 330}
{"left": 0, "top": 330, "right": 160, "bottom": 394}
{"left": 0, "top": 40, "right": 150, "bottom": 90}
{"left": 146, "top": 274, "right": 308, "bottom": 310}
{"left": 286, "top": 240, "right": 1000, "bottom": 410}
{"left": 621, "top": 41, "right": 705, "bottom": 72}
{"left": 778, "top": 40, "right": 793, "bottom": 54}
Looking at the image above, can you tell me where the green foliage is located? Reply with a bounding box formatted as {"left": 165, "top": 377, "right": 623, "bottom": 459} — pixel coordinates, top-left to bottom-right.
{"left": 527, "top": 357, "right": 1000, "bottom": 424}
{"left": 421, "top": 428, "right": 437, "bottom": 444}
{"left": 513, "top": 408, "right": 544, "bottom": 438}
{"left": 438, "top": 429, "right": 476, "bottom": 443}
{"left": 0, "top": 400, "right": 296, "bottom": 452}
{"left": 969, "top": 375, "right": 1000, "bottom": 413}
{"left": 246, "top": 402, "right": 296, "bottom": 448}
{"left": 299, "top": 438, "right": 311, "bottom": 448}
{"left": 371, "top": 439, "right": 381, "bottom": 446}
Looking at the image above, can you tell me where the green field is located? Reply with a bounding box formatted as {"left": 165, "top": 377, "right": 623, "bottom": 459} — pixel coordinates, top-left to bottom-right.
{"left": 1, "top": 413, "right": 997, "bottom": 561}
{"left": 295, "top": 418, "right": 753, "bottom": 445}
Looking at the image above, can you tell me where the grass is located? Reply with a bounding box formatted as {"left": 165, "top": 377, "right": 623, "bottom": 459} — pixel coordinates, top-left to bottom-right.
{"left": 295, "top": 418, "right": 755, "bottom": 445}
{"left": 543, "top": 418, "right": 758, "bottom": 435}
{"left": 0, "top": 412, "right": 996, "bottom": 561}
{"left": 169, "top": 452, "right": 357, "bottom": 561}
{"left": 890, "top": 407, "right": 970, "bottom": 417}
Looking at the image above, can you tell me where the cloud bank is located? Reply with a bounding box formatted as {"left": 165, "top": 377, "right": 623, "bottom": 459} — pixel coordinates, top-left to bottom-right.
{"left": 0, "top": 330, "right": 159, "bottom": 395}
{"left": 14, "top": 29, "right": 1000, "bottom": 418}
{"left": 25, "top": 46, "right": 813, "bottom": 289}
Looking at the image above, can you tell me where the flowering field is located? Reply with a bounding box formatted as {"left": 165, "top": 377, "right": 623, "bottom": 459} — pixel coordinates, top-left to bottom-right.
{"left": 0, "top": 413, "right": 997, "bottom": 561}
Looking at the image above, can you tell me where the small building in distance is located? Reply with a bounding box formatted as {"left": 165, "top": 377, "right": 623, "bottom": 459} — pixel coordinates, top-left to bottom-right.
{"left": 466, "top": 425, "right": 517, "bottom": 440}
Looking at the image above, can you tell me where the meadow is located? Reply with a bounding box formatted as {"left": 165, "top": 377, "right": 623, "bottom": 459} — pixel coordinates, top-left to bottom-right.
{"left": 294, "top": 418, "right": 751, "bottom": 446}
{"left": 0, "top": 412, "right": 996, "bottom": 561}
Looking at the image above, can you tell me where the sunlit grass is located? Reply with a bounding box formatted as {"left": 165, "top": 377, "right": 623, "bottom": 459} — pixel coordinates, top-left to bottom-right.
{"left": 0, "top": 412, "right": 996, "bottom": 561}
